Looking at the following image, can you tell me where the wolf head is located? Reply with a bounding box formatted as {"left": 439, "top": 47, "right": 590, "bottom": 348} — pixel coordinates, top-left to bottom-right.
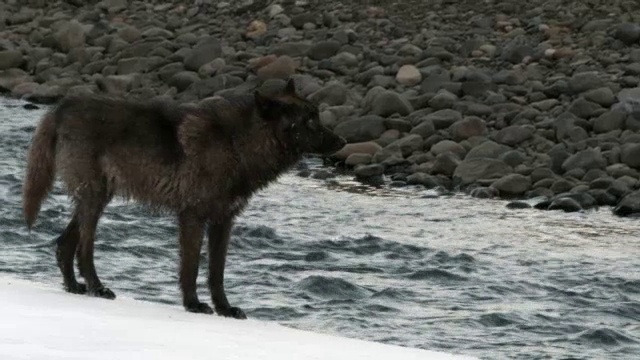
{"left": 254, "top": 79, "right": 346, "bottom": 156}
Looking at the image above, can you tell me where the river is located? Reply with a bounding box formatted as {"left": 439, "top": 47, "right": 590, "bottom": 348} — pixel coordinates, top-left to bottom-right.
{"left": 1, "top": 97, "right": 638, "bottom": 359}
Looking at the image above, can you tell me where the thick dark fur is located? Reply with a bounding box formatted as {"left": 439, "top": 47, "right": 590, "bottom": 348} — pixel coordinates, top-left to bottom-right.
{"left": 22, "top": 79, "right": 346, "bottom": 318}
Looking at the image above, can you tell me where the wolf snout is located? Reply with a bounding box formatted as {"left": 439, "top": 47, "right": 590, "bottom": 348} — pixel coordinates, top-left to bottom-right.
{"left": 324, "top": 135, "right": 347, "bottom": 155}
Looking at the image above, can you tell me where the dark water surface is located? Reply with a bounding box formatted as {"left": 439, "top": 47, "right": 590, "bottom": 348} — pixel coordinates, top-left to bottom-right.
{"left": 1, "top": 98, "right": 639, "bottom": 360}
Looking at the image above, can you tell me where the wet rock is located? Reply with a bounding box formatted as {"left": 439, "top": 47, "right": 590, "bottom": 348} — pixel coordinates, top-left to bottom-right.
{"left": 453, "top": 158, "right": 513, "bottom": 185}
{"left": 607, "top": 179, "right": 631, "bottom": 198}
{"left": 561, "top": 192, "right": 596, "bottom": 210}
{"left": 431, "top": 152, "right": 461, "bottom": 176}
{"left": 345, "top": 153, "right": 372, "bottom": 167}
{"left": 355, "top": 164, "right": 384, "bottom": 178}
{"left": 470, "top": 186, "right": 499, "bottom": 199}
{"left": 614, "top": 190, "right": 640, "bottom": 216}
{"left": 589, "top": 189, "right": 618, "bottom": 206}
{"left": 491, "top": 174, "right": 531, "bottom": 196}
{"left": 506, "top": 201, "right": 531, "bottom": 209}
{"left": 548, "top": 197, "right": 583, "bottom": 212}
{"left": 312, "top": 170, "right": 335, "bottom": 180}
{"left": 333, "top": 141, "right": 382, "bottom": 161}
{"left": 334, "top": 115, "right": 386, "bottom": 143}
{"left": 389, "top": 134, "right": 423, "bottom": 157}
{"left": 407, "top": 173, "right": 440, "bottom": 188}
{"left": 372, "top": 145, "right": 403, "bottom": 164}
{"left": 550, "top": 178, "right": 574, "bottom": 194}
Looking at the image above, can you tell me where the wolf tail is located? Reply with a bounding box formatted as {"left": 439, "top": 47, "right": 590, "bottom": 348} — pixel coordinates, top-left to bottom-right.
{"left": 23, "top": 111, "right": 58, "bottom": 229}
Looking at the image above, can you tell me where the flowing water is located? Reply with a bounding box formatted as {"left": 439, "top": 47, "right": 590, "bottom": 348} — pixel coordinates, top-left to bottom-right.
{"left": 1, "top": 98, "right": 639, "bottom": 360}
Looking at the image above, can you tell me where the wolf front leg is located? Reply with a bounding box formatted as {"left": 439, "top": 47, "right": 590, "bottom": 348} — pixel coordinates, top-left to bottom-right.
{"left": 207, "top": 216, "right": 247, "bottom": 319}
{"left": 178, "top": 211, "right": 213, "bottom": 314}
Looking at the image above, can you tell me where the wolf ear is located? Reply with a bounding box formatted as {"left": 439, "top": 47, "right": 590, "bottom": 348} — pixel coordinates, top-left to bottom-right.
{"left": 284, "top": 78, "right": 296, "bottom": 95}
{"left": 254, "top": 90, "right": 281, "bottom": 120}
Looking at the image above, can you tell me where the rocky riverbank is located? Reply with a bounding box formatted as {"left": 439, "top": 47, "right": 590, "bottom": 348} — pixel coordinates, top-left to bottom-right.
{"left": 3, "top": 0, "right": 640, "bottom": 216}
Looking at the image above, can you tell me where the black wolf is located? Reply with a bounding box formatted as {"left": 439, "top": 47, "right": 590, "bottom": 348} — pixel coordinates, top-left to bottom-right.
{"left": 22, "top": 79, "right": 346, "bottom": 319}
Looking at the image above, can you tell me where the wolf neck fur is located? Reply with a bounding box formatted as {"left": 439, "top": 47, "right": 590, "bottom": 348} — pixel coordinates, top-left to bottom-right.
{"left": 177, "top": 98, "right": 302, "bottom": 212}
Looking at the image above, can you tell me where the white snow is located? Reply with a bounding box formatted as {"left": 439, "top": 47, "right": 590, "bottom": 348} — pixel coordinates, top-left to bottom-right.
{"left": 0, "top": 276, "right": 477, "bottom": 360}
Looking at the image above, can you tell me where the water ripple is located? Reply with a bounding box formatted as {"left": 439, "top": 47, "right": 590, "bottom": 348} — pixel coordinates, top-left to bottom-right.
{"left": 1, "top": 99, "right": 639, "bottom": 360}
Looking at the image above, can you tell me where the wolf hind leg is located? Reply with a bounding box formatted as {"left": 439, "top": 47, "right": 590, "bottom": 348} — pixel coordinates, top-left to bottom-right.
{"left": 55, "top": 214, "right": 86, "bottom": 294}
{"left": 75, "top": 182, "right": 114, "bottom": 300}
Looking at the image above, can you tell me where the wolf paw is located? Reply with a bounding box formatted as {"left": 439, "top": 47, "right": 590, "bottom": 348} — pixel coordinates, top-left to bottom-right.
{"left": 216, "top": 306, "right": 247, "bottom": 320}
{"left": 64, "top": 282, "right": 87, "bottom": 295}
{"left": 87, "top": 286, "right": 116, "bottom": 300}
{"left": 185, "top": 302, "right": 214, "bottom": 314}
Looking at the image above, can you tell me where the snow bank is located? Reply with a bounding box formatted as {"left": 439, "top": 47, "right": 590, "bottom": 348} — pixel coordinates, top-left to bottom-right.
{"left": 0, "top": 277, "right": 477, "bottom": 360}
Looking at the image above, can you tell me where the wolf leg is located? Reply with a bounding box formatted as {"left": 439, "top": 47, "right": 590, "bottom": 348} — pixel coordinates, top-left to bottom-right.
{"left": 208, "top": 216, "right": 246, "bottom": 319}
{"left": 76, "top": 186, "right": 114, "bottom": 299}
{"left": 178, "top": 210, "right": 212, "bottom": 314}
{"left": 55, "top": 214, "right": 86, "bottom": 294}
